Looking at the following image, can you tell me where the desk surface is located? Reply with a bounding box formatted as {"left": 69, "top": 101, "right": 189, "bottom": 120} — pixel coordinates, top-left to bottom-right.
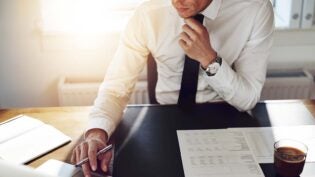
{"left": 113, "top": 100, "right": 315, "bottom": 177}
{"left": 0, "top": 100, "right": 315, "bottom": 177}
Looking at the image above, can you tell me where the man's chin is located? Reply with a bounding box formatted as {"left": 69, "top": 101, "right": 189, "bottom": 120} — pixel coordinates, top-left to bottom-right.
{"left": 176, "top": 10, "right": 197, "bottom": 18}
{"left": 177, "top": 12, "right": 193, "bottom": 18}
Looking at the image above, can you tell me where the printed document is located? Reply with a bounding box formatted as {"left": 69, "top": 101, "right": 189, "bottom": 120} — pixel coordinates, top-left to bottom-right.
{"left": 230, "top": 126, "right": 315, "bottom": 163}
{"left": 177, "top": 129, "right": 264, "bottom": 177}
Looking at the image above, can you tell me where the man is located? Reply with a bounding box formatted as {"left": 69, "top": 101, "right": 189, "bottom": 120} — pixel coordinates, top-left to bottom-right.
{"left": 71, "top": 0, "right": 274, "bottom": 176}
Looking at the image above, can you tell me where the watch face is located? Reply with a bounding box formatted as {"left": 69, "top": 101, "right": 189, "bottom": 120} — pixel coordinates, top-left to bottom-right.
{"left": 209, "top": 63, "right": 220, "bottom": 73}
{"left": 206, "top": 62, "right": 220, "bottom": 76}
{"left": 205, "top": 56, "right": 222, "bottom": 76}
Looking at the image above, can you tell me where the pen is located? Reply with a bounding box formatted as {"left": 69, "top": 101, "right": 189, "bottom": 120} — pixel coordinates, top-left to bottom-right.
{"left": 75, "top": 144, "right": 113, "bottom": 167}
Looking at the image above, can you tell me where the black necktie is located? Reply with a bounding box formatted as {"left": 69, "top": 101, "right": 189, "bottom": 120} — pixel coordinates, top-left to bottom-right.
{"left": 178, "top": 14, "right": 204, "bottom": 105}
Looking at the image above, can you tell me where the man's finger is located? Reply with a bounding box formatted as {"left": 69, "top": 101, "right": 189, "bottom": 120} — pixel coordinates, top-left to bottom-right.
{"left": 179, "top": 32, "right": 192, "bottom": 45}
{"left": 80, "top": 143, "right": 92, "bottom": 177}
{"left": 82, "top": 163, "right": 92, "bottom": 177}
{"left": 71, "top": 148, "right": 77, "bottom": 164}
{"left": 178, "top": 39, "right": 188, "bottom": 50}
{"left": 100, "top": 150, "right": 113, "bottom": 172}
{"left": 184, "top": 18, "right": 203, "bottom": 33}
{"left": 182, "top": 24, "right": 197, "bottom": 40}
{"left": 75, "top": 148, "right": 81, "bottom": 164}
{"left": 88, "top": 142, "right": 98, "bottom": 171}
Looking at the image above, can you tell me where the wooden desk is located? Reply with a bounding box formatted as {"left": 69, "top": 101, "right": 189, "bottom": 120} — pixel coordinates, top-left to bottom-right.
{"left": 0, "top": 100, "right": 315, "bottom": 176}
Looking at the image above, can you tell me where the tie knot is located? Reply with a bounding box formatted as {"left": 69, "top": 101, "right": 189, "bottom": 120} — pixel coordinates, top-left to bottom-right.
{"left": 194, "top": 14, "right": 204, "bottom": 23}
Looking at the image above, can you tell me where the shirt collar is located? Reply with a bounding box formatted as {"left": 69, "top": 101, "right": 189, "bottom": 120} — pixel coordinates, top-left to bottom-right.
{"left": 201, "top": 0, "right": 222, "bottom": 20}
{"left": 170, "top": 0, "right": 222, "bottom": 20}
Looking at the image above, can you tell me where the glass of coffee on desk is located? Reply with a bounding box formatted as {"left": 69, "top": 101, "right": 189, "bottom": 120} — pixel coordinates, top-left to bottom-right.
{"left": 274, "top": 139, "right": 308, "bottom": 177}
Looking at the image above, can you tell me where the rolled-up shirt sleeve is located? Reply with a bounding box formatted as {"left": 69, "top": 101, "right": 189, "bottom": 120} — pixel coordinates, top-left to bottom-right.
{"left": 202, "top": 1, "right": 274, "bottom": 111}
{"left": 87, "top": 6, "right": 150, "bottom": 137}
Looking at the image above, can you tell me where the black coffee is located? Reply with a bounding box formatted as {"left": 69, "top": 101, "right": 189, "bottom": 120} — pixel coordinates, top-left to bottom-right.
{"left": 274, "top": 147, "right": 306, "bottom": 177}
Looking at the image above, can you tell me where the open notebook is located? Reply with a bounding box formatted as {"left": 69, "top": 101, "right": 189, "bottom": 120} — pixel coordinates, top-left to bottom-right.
{"left": 0, "top": 115, "right": 71, "bottom": 164}
{"left": 0, "top": 159, "right": 109, "bottom": 177}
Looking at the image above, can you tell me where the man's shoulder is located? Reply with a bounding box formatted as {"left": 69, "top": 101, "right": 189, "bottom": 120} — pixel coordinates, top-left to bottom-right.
{"left": 222, "top": 0, "right": 270, "bottom": 9}
{"left": 221, "top": 0, "right": 272, "bottom": 16}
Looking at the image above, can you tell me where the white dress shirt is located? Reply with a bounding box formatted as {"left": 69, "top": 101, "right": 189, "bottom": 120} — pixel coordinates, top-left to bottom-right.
{"left": 88, "top": 0, "right": 274, "bottom": 137}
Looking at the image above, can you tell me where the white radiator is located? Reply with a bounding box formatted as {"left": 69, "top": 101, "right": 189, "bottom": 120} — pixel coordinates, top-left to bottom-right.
{"left": 58, "top": 70, "right": 314, "bottom": 106}
{"left": 58, "top": 77, "right": 149, "bottom": 106}
{"left": 260, "top": 69, "right": 314, "bottom": 100}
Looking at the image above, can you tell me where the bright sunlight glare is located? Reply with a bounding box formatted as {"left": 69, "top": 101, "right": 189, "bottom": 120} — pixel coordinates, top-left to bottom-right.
{"left": 41, "top": 0, "right": 142, "bottom": 34}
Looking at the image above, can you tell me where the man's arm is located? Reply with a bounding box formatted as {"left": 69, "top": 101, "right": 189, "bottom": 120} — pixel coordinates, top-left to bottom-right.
{"left": 180, "top": 1, "right": 274, "bottom": 111}
{"left": 88, "top": 4, "right": 150, "bottom": 139}
{"left": 71, "top": 4, "right": 150, "bottom": 177}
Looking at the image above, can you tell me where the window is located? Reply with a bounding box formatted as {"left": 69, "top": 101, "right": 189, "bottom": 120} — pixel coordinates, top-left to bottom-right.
{"left": 40, "top": 0, "right": 144, "bottom": 34}
{"left": 40, "top": 0, "right": 314, "bottom": 35}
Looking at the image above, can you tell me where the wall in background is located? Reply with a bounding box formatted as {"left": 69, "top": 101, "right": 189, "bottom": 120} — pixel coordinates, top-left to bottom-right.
{"left": 0, "top": 0, "right": 315, "bottom": 108}
{"left": 271, "top": 29, "right": 315, "bottom": 70}
{"left": 0, "top": 0, "right": 119, "bottom": 108}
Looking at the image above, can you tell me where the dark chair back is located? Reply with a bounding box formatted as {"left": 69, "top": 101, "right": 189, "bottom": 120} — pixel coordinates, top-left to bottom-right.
{"left": 147, "top": 54, "right": 158, "bottom": 104}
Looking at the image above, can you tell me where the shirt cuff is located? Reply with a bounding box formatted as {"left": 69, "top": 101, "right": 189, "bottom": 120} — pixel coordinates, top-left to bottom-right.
{"left": 202, "top": 58, "right": 236, "bottom": 101}
{"left": 86, "top": 117, "right": 116, "bottom": 141}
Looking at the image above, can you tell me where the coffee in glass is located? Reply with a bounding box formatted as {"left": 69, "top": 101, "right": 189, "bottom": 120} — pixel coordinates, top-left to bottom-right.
{"left": 274, "top": 139, "right": 308, "bottom": 177}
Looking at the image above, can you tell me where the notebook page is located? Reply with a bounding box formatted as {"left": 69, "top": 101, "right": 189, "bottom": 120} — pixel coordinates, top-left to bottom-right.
{"left": 0, "top": 115, "right": 44, "bottom": 143}
{"left": 0, "top": 124, "right": 71, "bottom": 164}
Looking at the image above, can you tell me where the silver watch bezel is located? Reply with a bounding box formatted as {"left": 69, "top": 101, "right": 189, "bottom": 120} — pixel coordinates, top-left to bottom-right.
{"left": 205, "top": 56, "right": 222, "bottom": 76}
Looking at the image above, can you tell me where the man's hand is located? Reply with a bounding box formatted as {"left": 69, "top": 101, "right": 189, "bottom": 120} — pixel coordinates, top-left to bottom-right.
{"left": 71, "top": 129, "right": 112, "bottom": 177}
{"left": 179, "top": 17, "right": 217, "bottom": 68}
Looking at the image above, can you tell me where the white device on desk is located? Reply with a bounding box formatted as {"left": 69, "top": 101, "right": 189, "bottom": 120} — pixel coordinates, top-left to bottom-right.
{"left": 0, "top": 160, "right": 56, "bottom": 177}
{"left": 0, "top": 159, "right": 109, "bottom": 177}
{"left": 36, "top": 159, "right": 108, "bottom": 177}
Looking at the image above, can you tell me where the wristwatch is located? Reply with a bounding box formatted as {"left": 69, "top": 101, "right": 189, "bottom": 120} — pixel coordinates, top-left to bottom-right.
{"left": 203, "top": 56, "right": 222, "bottom": 76}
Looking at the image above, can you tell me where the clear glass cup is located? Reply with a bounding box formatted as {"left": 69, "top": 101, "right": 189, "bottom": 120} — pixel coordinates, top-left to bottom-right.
{"left": 274, "top": 139, "right": 308, "bottom": 177}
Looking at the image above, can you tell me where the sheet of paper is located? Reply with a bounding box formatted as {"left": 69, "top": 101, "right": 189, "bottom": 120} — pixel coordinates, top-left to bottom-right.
{"left": 177, "top": 129, "right": 264, "bottom": 177}
{"left": 230, "top": 126, "right": 315, "bottom": 163}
